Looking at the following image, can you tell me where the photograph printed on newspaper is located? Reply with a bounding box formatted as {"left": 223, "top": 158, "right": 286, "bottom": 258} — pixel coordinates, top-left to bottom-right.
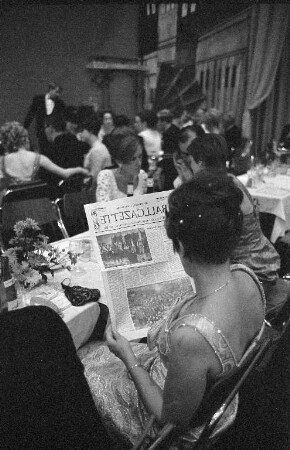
{"left": 85, "top": 192, "right": 195, "bottom": 340}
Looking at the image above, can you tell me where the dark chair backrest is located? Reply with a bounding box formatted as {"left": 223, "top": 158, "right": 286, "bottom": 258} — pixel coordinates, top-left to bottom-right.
{"left": 57, "top": 190, "right": 91, "bottom": 236}
{"left": 2, "top": 180, "right": 53, "bottom": 203}
{"left": 0, "top": 182, "right": 68, "bottom": 248}
{"left": 57, "top": 174, "right": 87, "bottom": 196}
{"left": 229, "top": 138, "right": 252, "bottom": 176}
{"left": 134, "top": 325, "right": 276, "bottom": 450}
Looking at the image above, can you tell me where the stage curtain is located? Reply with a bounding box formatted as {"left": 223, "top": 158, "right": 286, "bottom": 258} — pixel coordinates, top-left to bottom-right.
{"left": 242, "top": 5, "right": 290, "bottom": 142}
{"left": 251, "top": 22, "right": 290, "bottom": 155}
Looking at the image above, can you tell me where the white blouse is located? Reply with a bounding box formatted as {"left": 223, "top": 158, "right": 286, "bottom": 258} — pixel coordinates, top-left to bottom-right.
{"left": 96, "top": 169, "right": 147, "bottom": 202}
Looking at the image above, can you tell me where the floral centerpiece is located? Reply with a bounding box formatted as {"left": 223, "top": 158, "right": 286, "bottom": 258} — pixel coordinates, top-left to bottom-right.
{"left": 3, "top": 218, "right": 69, "bottom": 288}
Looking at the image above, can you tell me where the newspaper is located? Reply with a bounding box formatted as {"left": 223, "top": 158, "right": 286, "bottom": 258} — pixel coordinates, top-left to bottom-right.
{"left": 85, "top": 192, "right": 195, "bottom": 340}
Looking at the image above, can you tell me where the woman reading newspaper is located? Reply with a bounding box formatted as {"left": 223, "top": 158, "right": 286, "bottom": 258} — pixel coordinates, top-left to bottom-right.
{"left": 78, "top": 171, "right": 266, "bottom": 448}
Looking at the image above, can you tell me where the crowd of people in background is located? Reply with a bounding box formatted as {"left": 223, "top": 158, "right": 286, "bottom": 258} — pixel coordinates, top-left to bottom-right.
{"left": 0, "top": 81, "right": 249, "bottom": 201}
{"left": 0, "top": 81, "right": 283, "bottom": 284}
{"left": 1, "top": 81, "right": 289, "bottom": 449}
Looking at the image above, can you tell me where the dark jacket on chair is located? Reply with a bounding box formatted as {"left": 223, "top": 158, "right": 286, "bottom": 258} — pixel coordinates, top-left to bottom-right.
{"left": 0, "top": 306, "right": 112, "bottom": 449}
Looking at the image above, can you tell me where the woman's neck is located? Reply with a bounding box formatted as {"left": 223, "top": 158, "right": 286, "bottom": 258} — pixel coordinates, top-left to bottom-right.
{"left": 189, "top": 260, "right": 232, "bottom": 300}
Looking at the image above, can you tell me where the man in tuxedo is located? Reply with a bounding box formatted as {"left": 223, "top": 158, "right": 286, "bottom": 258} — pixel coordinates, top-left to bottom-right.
{"left": 24, "top": 82, "right": 65, "bottom": 155}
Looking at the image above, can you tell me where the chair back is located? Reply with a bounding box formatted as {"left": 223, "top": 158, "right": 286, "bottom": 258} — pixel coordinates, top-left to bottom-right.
{"left": 0, "top": 181, "right": 68, "bottom": 248}
{"left": 57, "top": 174, "right": 87, "bottom": 196}
{"left": 190, "top": 333, "right": 273, "bottom": 450}
{"left": 53, "top": 175, "right": 95, "bottom": 236}
{"left": 229, "top": 138, "right": 252, "bottom": 176}
{"left": 2, "top": 180, "right": 52, "bottom": 203}
{"left": 134, "top": 324, "right": 276, "bottom": 450}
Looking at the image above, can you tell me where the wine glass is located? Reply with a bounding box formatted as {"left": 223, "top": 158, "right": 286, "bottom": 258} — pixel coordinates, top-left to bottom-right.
{"left": 68, "top": 240, "right": 85, "bottom": 274}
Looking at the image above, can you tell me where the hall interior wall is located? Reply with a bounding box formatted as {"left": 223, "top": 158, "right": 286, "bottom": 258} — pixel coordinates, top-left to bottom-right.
{"left": 0, "top": 3, "right": 139, "bottom": 125}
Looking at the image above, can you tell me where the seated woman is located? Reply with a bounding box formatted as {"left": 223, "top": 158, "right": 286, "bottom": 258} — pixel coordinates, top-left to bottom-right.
{"left": 78, "top": 172, "right": 266, "bottom": 448}
{"left": 96, "top": 128, "right": 148, "bottom": 202}
{"left": 0, "top": 121, "right": 88, "bottom": 203}
{"left": 177, "top": 134, "right": 280, "bottom": 288}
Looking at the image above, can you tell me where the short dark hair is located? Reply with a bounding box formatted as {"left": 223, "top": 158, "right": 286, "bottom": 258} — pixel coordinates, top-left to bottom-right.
{"left": 105, "top": 127, "right": 141, "bottom": 164}
{"left": 157, "top": 109, "right": 173, "bottom": 124}
{"left": 202, "top": 108, "right": 223, "bottom": 132}
{"left": 187, "top": 134, "right": 228, "bottom": 169}
{"left": 178, "top": 125, "right": 205, "bottom": 143}
{"left": 45, "top": 114, "right": 66, "bottom": 132}
{"left": 166, "top": 171, "right": 243, "bottom": 264}
{"left": 137, "top": 110, "right": 158, "bottom": 129}
{"left": 81, "top": 114, "right": 102, "bottom": 136}
{"left": 172, "top": 105, "right": 184, "bottom": 119}
{"left": 48, "top": 81, "right": 62, "bottom": 92}
{"left": 114, "top": 115, "right": 130, "bottom": 128}
{"left": 64, "top": 105, "right": 78, "bottom": 124}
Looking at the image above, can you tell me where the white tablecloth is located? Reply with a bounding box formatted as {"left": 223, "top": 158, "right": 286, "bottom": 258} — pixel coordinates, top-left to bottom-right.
{"left": 238, "top": 174, "right": 290, "bottom": 242}
{"left": 22, "top": 231, "right": 105, "bottom": 349}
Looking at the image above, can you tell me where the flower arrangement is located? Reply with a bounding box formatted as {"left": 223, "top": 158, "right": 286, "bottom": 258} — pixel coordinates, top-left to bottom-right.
{"left": 3, "top": 218, "right": 69, "bottom": 288}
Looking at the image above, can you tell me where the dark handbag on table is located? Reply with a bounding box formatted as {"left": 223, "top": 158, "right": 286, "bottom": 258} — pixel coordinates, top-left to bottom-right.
{"left": 61, "top": 278, "right": 100, "bottom": 307}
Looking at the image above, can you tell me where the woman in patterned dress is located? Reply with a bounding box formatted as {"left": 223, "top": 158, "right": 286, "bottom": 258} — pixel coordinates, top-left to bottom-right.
{"left": 79, "top": 171, "right": 266, "bottom": 448}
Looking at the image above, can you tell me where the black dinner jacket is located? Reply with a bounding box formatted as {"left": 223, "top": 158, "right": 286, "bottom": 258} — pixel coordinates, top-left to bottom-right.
{"left": 24, "top": 95, "right": 65, "bottom": 139}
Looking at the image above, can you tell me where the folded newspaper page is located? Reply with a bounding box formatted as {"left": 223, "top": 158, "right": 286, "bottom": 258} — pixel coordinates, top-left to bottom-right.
{"left": 85, "top": 192, "right": 195, "bottom": 340}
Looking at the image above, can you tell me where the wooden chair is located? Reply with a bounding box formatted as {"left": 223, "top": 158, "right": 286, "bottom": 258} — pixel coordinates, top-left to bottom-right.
{"left": 133, "top": 323, "right": 278, "bottom": 450}
{"left": 0, "top": 181, "right": 69, "bottom": 248}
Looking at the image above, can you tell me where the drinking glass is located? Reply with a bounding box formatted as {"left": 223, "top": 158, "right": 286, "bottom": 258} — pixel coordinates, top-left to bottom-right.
{"left": 68, "top": 240, "right": 85, "bottom": 274}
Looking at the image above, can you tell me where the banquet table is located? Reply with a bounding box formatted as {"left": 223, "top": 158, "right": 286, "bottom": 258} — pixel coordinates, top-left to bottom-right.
{"left": 238, "top": 174, "right": 290, "bottom": 243}
{"left": 20, "top": 231, "right": 105, "bottom": 349}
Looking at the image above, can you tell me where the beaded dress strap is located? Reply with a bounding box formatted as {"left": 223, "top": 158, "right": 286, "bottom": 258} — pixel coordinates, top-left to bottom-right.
{"left": 230, "top": 263, "right": 266, "bottom": 314}
{"left": 169, "top": 314, "right": 237, "bottom": 375}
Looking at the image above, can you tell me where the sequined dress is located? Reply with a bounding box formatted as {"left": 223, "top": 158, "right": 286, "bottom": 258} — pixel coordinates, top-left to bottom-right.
{"left": 78, "top": 264, "right": 266, "bottom": 448}
{"left": 231, "top": 178, "right": 280, "bottom": 283}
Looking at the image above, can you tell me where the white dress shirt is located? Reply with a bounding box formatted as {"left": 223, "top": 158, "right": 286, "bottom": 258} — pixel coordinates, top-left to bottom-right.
{"left": 45, "top": 94, "right": 55, "bottom": 115}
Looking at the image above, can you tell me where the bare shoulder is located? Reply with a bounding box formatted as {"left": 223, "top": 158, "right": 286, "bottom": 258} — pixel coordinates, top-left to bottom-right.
{"left": 169, "top": 324, "right": 215, "bottom": 361}
{"left": 232, "top": 266, "right": 261, "bottom": 298}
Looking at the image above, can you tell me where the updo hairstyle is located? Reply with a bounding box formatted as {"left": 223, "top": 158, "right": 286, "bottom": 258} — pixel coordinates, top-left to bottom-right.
{"left": 105, "top": 127, "right": 142, "bottom": 164}
{"left": 187, "top": 133, "right": 228, "bottom": 170}
{"left": 0, "top": 121, "right": 30, "bottom": 153}
{"left": 166, "top": 171, "right": 243, "bottom": 264}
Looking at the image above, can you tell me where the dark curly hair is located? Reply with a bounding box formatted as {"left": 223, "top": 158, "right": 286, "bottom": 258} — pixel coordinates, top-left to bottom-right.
{"left": 136, "top": 110, "right": 158, "bottom": 129}
{"left": 187, "top": 133, "right": 228, "bottom": 170}
{"left": 166, "top": 171, "right": 243, "bottom": 264}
